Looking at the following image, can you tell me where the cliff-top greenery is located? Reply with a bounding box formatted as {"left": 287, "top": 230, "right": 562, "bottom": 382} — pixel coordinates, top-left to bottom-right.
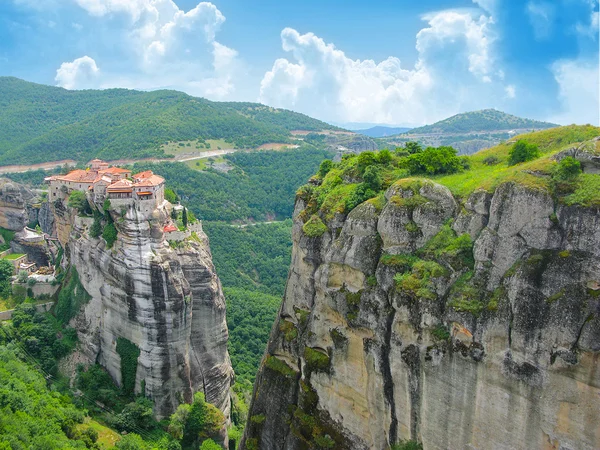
{"left": 298, "top": 124, "right": 600, "bottom": 227}
{"left": 0, "top": 77, "right": 339, "bottom": 164}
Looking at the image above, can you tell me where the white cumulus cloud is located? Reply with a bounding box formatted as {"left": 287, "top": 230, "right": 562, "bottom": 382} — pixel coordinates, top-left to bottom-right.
{"left": 55, "top": 56, "right": 100, "bottom": 89}
{"left": 549, "top": 59, "right": 600, "bottom": 125}
{"left": 260, "top": 9, "right": 512, "bottom": 125}
{"left": 54, "top": 0, "right": 240, "bottom": 99}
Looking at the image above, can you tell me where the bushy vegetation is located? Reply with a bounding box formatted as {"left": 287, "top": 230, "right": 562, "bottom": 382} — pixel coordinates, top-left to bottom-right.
{"left": 0, "top": 259, "right": 13, "bottom": 298}
{"left": 508, "top": 140, "right": 540, "bottom": 165}
{"left": 0, "top": 227, "right": 16, "bottom": 253}
{"left": 3, "top": 303, "right": 78, "bottom": 376}
{"left": 0, "top": 77, "right": 336, "bottom": 164}
{"left": 89, "top": 211, "right": 103, "bottom": 238}
{"left": 264, "top": 355, "right": 297, "bottom": 377}
{"left": 55, "top": 267, "right": 92, "bottom": 325}
{"left": 302, "top": 215, "right": 329, "bottom": 237}
{"left": 0, "top": 345, "right": 91, "bottom": 449}
{"left": 433, "top": 125, "right": 600, "bottom": 199}
{"left": 303, "top": 347, "right": 330, "bottom": 373}
{"left": 296, "top": 145, "right": 470, "bottom": 228}
{"left": 167, "top": 392, "right": 225, "bottom": 449}
{"left": 392, "top": 440, "right": 423, "bottom": 450}
{"left": 68, "top": 190, "right": 91, "bottom": 214}
{"left": 116, "top": 338, "right": 141, "bottom": 397}
{"left": 102, "top": 222, "right": 118, "bottom": 248}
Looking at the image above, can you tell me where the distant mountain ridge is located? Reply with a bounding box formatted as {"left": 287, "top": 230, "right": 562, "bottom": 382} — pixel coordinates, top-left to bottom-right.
{"left": 353, "top": 126, "right": 412, "bottom": 138}
{"left": 0, "top": 77, "right": 339, "bottom": 165}
{"left": 375, "top": 109, "right": 560, "bottom": 155}
{"left": 401, "top": 109, "right": 557, "bottom": 136}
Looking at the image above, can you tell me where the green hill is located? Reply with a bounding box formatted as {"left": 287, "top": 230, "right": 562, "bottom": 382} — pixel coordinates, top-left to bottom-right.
{"left": 0, "top": 77, "right": 339, "bottom": 165}
{"left": 404, "top": 109, "right": 558, "bottom": 135}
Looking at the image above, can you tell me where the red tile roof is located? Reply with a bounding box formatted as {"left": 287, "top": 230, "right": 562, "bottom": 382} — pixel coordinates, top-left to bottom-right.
{"left": 164, "top": 224, "right": 178, "bottom": 232}
{"left": 106, "top": 179, "right": 133, "bottom": 192}
{"left": 53, "top": 170, "right": 100, "bottom": 183}
{"left": 133, "top": 170, "right": 154, "bottom": 180}
{"left": 135, "top": 174, "right": 164, "bottom": 187}
{"left": 99, "top": 167, "right": 132, "bottom": 175}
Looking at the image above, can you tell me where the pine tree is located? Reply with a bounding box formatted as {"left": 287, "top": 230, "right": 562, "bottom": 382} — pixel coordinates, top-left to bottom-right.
{"left": 182, "top": 207, "right": 188, "bottom": 228}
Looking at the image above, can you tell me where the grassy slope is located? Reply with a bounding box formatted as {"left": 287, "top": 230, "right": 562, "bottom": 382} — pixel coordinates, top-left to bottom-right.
{"left": 434, "top": 125, "right": 600, "bottom": 199}
{"left": 302, "top": 125, "right": 600, "bottom": 222}
{"left": 0, "top": 77, "right": 338, "bottom": 164}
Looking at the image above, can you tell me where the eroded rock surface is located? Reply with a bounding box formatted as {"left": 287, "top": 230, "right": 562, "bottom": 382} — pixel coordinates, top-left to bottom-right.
{"left": 0, "top": 178, "right": 36, "bottom": 231}
{"left": 55, "top": 199, "right": 233, "bottom": 421}
{"left": 242, "top": 179, "right": 600, "bottom": 450}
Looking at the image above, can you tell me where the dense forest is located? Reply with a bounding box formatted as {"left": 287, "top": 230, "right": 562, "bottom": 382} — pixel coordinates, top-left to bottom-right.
{"left": 204, "top": 221, "right": 293, "bottom": 387}
{"left": 0, "top": 77, "right": 337, "bottom": 164}
{"left": 204, "top": 221, "right": 292, "bottom": 296}
{"left": 132, "top": 147, "right": 333, "bottom": 222}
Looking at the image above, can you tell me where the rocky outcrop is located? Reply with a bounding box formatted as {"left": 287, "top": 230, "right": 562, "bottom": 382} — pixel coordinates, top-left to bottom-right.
{"left": 38, "top": 200, "right": 56, "bottom": 235}
{"left": 56, "top": 199, "right": 234, "bottom": 422}
{"left": 242, "top": 179, "right": 600, "bottom": 450}
{"left": 554, "top": 137, "right": 600, "bottom": 174}
{"left": 0, "top": 178, "right": 37, "bottom": 231}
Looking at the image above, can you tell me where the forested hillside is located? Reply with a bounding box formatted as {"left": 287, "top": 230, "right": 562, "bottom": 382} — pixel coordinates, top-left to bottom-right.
{"left": 132, "top": 147, "right": 333, "bottom": 222}
{"left": 403, "top": 108, "right": 557, "bottom": 135}
{"left": 0, "top": 77, "right": 337, "bottom": 165}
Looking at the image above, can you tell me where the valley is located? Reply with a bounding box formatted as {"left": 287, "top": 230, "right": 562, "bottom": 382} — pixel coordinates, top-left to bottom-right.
{"left": 0, "top": 78, "right": 597, "bottom": 450}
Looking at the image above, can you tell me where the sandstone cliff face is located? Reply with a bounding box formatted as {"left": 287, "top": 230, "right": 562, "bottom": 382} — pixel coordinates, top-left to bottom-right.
{"left": 55, "top": 199, "right": 233, "bottom": 421}
{"left": 242, "top": 179, "right": 600, "bottom": 450}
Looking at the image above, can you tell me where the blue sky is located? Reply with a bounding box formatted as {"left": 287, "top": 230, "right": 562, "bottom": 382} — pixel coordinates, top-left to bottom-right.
{"left": 0, "top": 0, "right": 598, "bottom": 127}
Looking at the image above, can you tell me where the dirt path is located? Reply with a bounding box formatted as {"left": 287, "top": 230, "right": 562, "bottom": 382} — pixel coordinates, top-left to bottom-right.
{"left": 0, "top": 159, "right": 77, "bottom": 174}
{"left": 0, "top": 149, "right": 238, "bottom": 175}
{"left": 230, "top": 221, "right": 284, "bottom": 228}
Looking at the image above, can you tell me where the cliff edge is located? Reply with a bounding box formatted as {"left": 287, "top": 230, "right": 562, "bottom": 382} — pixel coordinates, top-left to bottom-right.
{"left": 53, "top": 194, "right": 234, "bottom": 422}
{"left": 242, "top": 129, "right": 600, "bottom": 450}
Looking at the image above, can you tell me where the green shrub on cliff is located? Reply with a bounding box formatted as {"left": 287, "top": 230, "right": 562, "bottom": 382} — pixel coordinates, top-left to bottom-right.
{"left": 0, "top": 259, "right": 13, "bottom": 298}
{"left": 563, "top": 174, "right": 600, "bottom": 207}
{"left": 508, "top": 140, "right": 540, "bottom": 165}
{"left": 394, "top": 259, "right": 447, "bottom": 300}
{"left": 89, "top": 210, "right": 103, "bottom": 238}
{"left": 116, "top": 337, "right": 140, "bottom": 397}
{"left": 67, "top": 190, "right": 91, "bottom": 214}
{"left": 264, "top": 355, "right": 297, "bottom": 377}
{"left": 55, "top": 267, "right": 91, "bottom": 324}
{"left": 102, "top": 222, "right": 118, "bottom": 248}
{"left": 168, "top": 392, "right": 224, "bottom": 448}
{"left": 404, "top": 146, "right": 468, "bottom": 175}
{"left": 392, "top": 440, "right": 423, "bottom": 450}
{"left": 553, "top": 156, "right": 582, "bottom": 181}
{"left": 419, "top": 223, "right": 474, "bottom": 269}
{"left": 303, "top": 347, "right": 330, "bottom": 372}
{"left": 302, "top": 215, "right": 328, "bottom": 237}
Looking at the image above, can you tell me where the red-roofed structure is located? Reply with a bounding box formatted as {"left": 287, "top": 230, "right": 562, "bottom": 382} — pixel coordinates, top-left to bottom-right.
{"left": 46, "top": 159, "right": 165, "bottom": 206}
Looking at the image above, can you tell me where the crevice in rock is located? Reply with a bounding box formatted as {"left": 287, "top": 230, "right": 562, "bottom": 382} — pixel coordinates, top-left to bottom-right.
{"left": 381, "top": 306, "right": 398, "bottom": 444}
{"left": 572, "top": 313, "right": 594, "bottom": 351}
{"left": 401, "top": 343, "right": 421, "bottom": 441}
{"left": 508, "top": 299, "right": 514, "bottom": 349}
